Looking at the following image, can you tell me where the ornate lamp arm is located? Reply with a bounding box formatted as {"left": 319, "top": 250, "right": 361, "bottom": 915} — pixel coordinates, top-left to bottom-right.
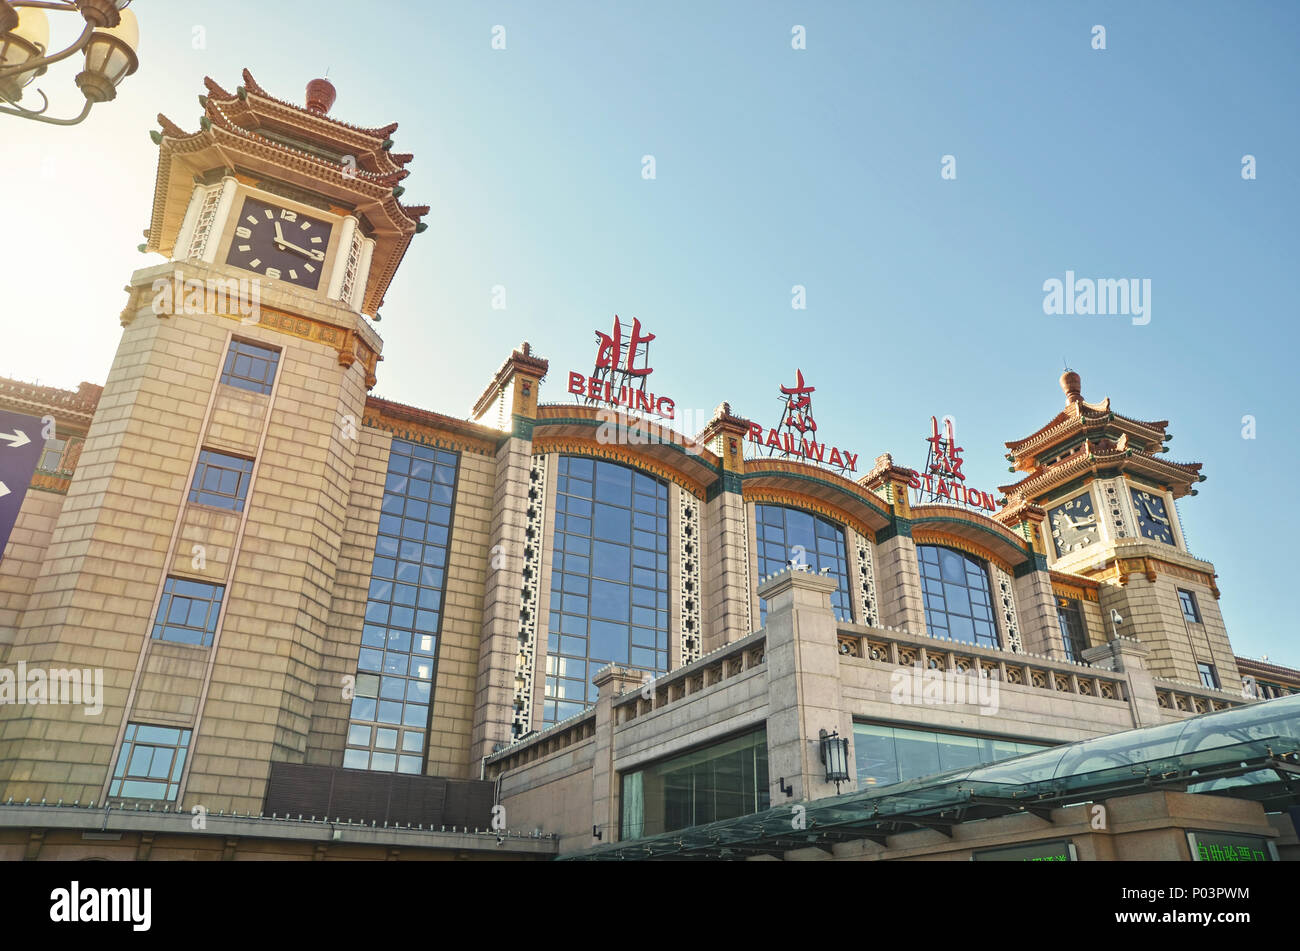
{"left": 0, "top": 90, "right": 92, "bottom": 124}
{"left": 0, "top": 16, "right": 94, "bottom": 82}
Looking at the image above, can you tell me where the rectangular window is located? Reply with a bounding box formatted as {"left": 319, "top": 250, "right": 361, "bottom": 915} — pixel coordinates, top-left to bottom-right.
{"left": 152, "top": 577, "right": 225, "bottom": 647}
{"left": 110, "top": 723, "right": 192, "bottom": 802}
{"left": 620, "top": 728, "right": 769, "bottom": 839}
{"left": 1056, "top": 598, "right": 1088, "bottom": 663}
{"left": 220, "top": 339, "right": 280, "bottom": 395}
{"left": 853, "top": 721, "right": 1051, "bottom": 788}
{"left": 344, "top": 440, "right": 459, "bottom": 773}
{"left": 189, "top": 449, "right": 254, "bottom": 511}
{"left": 1198, "top": 663, "right": 1219, "bottom": 689}
{"left": 1178, "top": 588, "right": 1202, "bottom": 623}
{"left": 37, "top": 437, "right": 67, "bottom": 473}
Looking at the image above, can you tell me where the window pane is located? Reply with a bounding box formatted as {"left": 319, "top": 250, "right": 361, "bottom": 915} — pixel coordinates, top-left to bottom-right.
{"left": 755, "top": 505, "right": 853, "bottom": 626}
{"left": 916, "top": 546, "right": 999, "bottom": 648}
{"left": 544, "top": 458, "right": 670, "bottom": 728}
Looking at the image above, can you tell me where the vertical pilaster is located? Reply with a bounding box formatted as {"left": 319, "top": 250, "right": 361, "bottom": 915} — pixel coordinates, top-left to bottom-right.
{"left": 591, "top": 665, "right": 643, "bottom": 843}
{"left": 760, "top": 568, "right": 857, "bottom": 805}
{"left": 698, "top": 404, "right": 753, "bottom": 651}
{"left": 469, "top": 345, "right": 548, "bottom": 761}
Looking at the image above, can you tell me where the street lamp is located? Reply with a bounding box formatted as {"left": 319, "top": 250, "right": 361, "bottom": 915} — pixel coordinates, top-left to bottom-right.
{"left": 0, "top": 0, "right": 139, "bottom": 125}
{"left": 819, "top": 728, "right": 850, "bottom": 792}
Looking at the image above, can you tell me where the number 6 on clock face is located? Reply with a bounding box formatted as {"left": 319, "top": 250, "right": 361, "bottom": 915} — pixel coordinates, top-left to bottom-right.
{"left": 223, "top": 195, "right": 334, "bottom": 290}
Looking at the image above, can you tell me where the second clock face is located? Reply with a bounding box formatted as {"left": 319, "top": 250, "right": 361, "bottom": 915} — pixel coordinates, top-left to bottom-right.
{"left": 1049, "top": 491, "right": 1098, "bottom": 557}
{"left": 224, "top": 196, "right": 333, "bottom": 290}
{"left": 1131, "top": 487, "right": 1175, "bottom": 545}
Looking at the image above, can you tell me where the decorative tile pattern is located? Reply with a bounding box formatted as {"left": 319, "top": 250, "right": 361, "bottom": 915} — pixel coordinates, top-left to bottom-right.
{"left": 339, "top": 228, "right": 364, "bottom": 304}
{"left": 993, "top": 564, "right": 1024, "bottom": 653}
{"left": 1102, "top": 478, "right": 1135, "bottom": 540}
{"left": 511, "top": 454, "right": 547, "bottom": 739}
{"left": 187, "top": 185, "right": 223, "bottom": 260}
{"left": 854, "top": 531, "right": 879, "bottom": 627}
{"left": 679, "top": 489, "right": 702, "bottom": 665}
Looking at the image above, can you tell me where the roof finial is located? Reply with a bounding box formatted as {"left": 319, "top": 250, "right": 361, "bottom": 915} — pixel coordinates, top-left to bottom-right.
{"left": 306, "top": 77, "right": 336, "bottom": 115}
{"left": 1060, "top": 367, "right": 1082, "bottom": 404}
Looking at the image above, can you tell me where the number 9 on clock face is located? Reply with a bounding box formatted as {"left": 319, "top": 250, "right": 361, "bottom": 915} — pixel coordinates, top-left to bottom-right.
{"left": 224, "top": 196, "right": 334, "bottom": 290}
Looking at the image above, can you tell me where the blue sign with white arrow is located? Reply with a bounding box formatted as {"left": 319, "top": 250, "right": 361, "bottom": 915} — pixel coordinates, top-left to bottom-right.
{"left": 0, "top": 409, "right": 46, "bottom": 563}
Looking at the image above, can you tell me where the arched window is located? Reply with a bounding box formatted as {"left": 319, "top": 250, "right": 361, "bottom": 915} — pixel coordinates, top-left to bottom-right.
{"left": 917, "top": 545, "right": 999, "bottom": 648}
{"left": 545, "top": 456, "right": 670, "bottom": 726}
{"left": 754, "top": 504, "right": 853, "bottom": 625}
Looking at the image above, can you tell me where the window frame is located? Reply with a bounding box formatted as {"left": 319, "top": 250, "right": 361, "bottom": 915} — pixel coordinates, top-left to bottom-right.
{"left": 1055, "top": 597, "right": 1088, "bottom": 663}
{"left": 109, "top": 723, "right": 193, "bottom": 803}
{"left": 916, "top": 544, "right": 1001, "bottom": 649}
{"left": 344, "top": 440, "right": 460, "bottom": 774}
{"left": 1178, "top": 588, "right": 1202, "bottom": 624}
{"left": 1197, "top": 662, "right": 1220, "bottom": 689}
{"left": 753, "top": 503, "right": 855, "bottom": 625}
{"left": 219, "top": 338, "right": 281, "bottom": 395}
{"left": 544, "top": 455, "right": 671, "bottom": 727}
{"left": 188, "top": 448, "right": 255, "bottom": 512}
{"left": 151, "top": 576, "right": 225, "bottom": 648}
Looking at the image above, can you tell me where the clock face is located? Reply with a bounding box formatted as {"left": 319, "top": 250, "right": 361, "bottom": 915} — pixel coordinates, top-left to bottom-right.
{"left": 1130, "top": 487, "right": 1175, "bottom": 545}
{"left": 224, "top": 196, "right": 333, "bottom": 290}
{"left": 1048, "top": 491, "right": 1099, "bottom": 557}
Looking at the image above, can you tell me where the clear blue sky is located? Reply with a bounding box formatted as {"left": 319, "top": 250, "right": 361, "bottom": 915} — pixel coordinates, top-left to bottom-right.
{"left": 5, "top": 1, "right": 1297, "bottom": 665}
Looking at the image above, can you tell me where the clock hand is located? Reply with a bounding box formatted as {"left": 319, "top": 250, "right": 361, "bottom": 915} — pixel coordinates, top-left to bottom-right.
{"left": 274, "top": 233, "right": 324, "bottom": 260}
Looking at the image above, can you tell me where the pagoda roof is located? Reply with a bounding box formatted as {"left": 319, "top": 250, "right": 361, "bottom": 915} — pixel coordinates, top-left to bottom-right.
{"left": 1000, "top": 438, "right": 1203, "bottom": 500}
{"left": 145, "top": 70, "right": 426, "bottom": 318}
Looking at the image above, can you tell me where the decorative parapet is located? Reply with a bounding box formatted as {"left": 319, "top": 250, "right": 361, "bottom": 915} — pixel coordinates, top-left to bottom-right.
{"left": 1151, "top": 678, "right": 1249, "bottom": 715}
{"left": 613, "top": 631, "right": 767, "bottom": 725}
{"left": 835, "top": 623, "right": 1128, "bottom": 704}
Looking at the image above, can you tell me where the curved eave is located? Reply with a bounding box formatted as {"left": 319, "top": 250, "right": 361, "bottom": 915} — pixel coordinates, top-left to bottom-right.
{"left": 144, "top": 125, "right": 420, "bottom": 316}
{"left": 240, "top": 69, "right": 399, "bottom": 139}
{"left": 1007, "top": 404, "right": 1169, "bottom": 468}
{"left": 365, "top": 396, "right": 503, "bottom": 454}
{"left": 1001, "top": 450, "right": 1203, "bottom": 500}
{"left": 908, "top": 504, "right": 1033, "bottom": 569}
{"left": 531, "top": 404, "right": 722, "bottom": 490}
{"left": 741, "top": 458, "right": 892, "bottom": 533}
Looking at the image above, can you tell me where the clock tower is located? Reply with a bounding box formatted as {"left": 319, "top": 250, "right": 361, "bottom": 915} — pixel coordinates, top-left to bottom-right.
{"left": 1000, "top": 371, "right": 1237, "bottom": 690}
{"left": 0, "top": 72, "right": 427, "bottom": 809}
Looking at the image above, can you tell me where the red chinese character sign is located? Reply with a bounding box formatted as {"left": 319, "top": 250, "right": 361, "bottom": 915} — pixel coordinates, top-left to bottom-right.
{"left": 746, "top": 369, "right": 859, "bottom": 474}
{"left": 567, "top": 314, "right": 676, "bottom": 418}
{"left": 909, "top": 415, "right": 997, "bottom": 511}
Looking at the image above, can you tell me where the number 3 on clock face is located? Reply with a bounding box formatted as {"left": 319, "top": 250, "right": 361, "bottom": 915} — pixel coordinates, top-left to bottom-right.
{"left": 1130, "top": 487, "right": 1174, "bottom": 545}
{"left": 224, "top": 196, "right": 333, "bottom": 290}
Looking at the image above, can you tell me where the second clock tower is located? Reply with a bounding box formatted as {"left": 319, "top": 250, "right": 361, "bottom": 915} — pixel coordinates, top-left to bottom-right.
{"left": 1001, "top": 372, "right": 1237, "bottom": 691}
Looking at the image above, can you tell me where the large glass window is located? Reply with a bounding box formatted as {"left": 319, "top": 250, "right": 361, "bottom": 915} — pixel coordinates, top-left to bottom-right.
{"left": 853, "top": 721, "right": 1049, "bottom": 789}
{"left": 754, "top": 504, "right": 853, "bottom": 625}
{"left": 917, "top": 545, "right": 999, "bottom": 648}
{"left": 1056, "top": 598, "right": 1088, "bottom": 663}
{"left": 151, "top": 577, "right": 225, "bottom": 647}
{"left": 545, "top": 456, "right": 669, "bottom": 726}
{"left": 344, "top": 440, "right": 458, "bottom": 774}
{"left": 1178, "top": 589, "right": 1202, "bottom": 623}
{"left": 620, "top": 728, "right": 769, "bottom": 839}
{"left": 110, "top": 723, "right": 192, "bottom": 802}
